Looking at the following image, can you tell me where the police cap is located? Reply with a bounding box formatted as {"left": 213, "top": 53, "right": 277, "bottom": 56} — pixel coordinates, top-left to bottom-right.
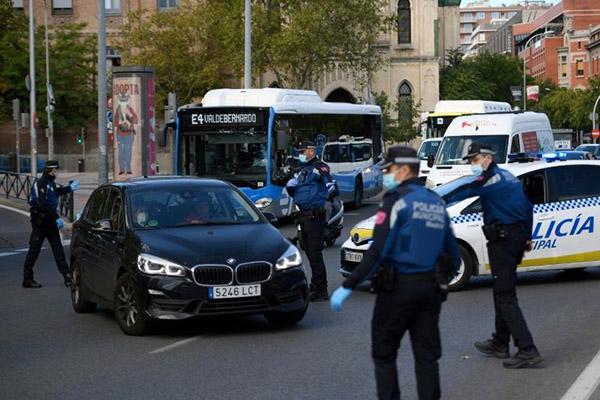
{"left": 380, "top": 146, "right": 420, "bottom": 170}
{"left": 462, "top": 142, "right": 495, "bottom": 160}
{"left": 44, "top": 160, "right": 60, "bottom": 170}
{"left": 296, "top": 140, "right": 316, "bottom": 151}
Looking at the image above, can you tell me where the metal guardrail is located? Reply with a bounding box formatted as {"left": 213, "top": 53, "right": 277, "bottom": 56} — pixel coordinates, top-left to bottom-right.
{"left": 0, "top": 170, "right": 74, "bottom": 222}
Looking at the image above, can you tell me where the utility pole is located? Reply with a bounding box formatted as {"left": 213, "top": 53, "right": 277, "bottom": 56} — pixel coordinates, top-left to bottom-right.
{"left": 29, "top": 0, "right": 37, "bottom": 177}
{"left": 98, "top": 0, "right": 108, "bottom": 183}
{"left": 43, "top": 0, "right": 55, "bottom": 160}
{"left": 244, "top": 0, "right": 252, "bottom": 89}
{"left": 12, "top": 99, "right": 20, "bottom": 174}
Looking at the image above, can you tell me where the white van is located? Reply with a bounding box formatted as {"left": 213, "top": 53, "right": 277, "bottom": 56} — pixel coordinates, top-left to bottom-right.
{"left": 426, "top": 112, "right": 554, "bottom": 187}
{"left": 417, "top": 137, "right": 442, "bottom": 179}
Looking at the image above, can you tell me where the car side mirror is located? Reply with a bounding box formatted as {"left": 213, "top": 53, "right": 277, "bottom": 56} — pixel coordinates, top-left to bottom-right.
{"left": 95, "top": 218, "right": 113, "bottom": 231}
{"left": 427, "top": 154, "right": 435, "bottom": 168}
{"left": 262, "top": 212, "right": 278, "bottom": 224}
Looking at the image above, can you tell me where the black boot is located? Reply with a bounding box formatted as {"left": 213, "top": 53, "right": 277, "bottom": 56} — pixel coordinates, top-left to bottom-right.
{"left": 63, "top": 273, "right": 72, "bottom": 287}
{"left": 309, "top": 285, "right": 329, "bottom": 302}
{"left": 474, "top": 338, "right": 510, "bottom": 359}
{"left": 503, "top": 348, "right": 543, "bottom": 369}
{"left": 23, "top": 279, "right": 42, "bottom": 288}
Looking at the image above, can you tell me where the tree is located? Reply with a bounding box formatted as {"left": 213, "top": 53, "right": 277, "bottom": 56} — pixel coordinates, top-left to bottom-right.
{"left": 374, "top": 91, "right": 421, "bottom": 143}
{"left": 440, "top": 52, "right": 523, "bottom": 105}
{"left": 0, "top": 3, "right": 96, "bottom": 130}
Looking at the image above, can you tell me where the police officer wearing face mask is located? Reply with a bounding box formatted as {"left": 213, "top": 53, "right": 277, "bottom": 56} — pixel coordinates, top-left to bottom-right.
{"left": 23, "top": 160, "right": 80, "bottom": 288}
{"left": 286, "top": 141, "right": 333, "bottom": 301}
{"left": 330, "top": 146, "right": 461, "bottom": 400}
{"left": 443, "top": 142, "right": 542, "bottom": 369}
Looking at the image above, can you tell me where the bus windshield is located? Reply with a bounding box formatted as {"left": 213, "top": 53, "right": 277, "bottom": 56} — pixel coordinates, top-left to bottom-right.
{"left": 436, "top": 135, "right": 509, "bottom": 165}
{"left": 179, "top": 129, "right": 267, "bottom": 188}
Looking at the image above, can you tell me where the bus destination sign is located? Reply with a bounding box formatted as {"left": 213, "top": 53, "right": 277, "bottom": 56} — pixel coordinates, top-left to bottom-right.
{"left": 180, "top": 108, "right": 266, "bottom": 129}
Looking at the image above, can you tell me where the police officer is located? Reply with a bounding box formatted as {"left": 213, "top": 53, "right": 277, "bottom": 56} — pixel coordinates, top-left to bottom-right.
{"left": 22, "top": 160, "right": 80, "bottom": 288}
{"left": 287, "top": 141, "right": 334, "bottom": 301}
{"left": 330, "top": 146, "right": 461, "bottom": 400}
{"left": 443, "top": 142, "right": 543, "bottom": 369}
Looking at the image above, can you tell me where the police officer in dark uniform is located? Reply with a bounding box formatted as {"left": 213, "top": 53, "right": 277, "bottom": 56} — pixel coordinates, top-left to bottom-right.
{"left": 287, "top": 141, "right": 334, "bottom": 301}
{"left": 22, "top": 160, "right": 80, "bottom": 288}
{"left": 443, "top": 143, "right": 543, "bottom": 369}
{"left": 330, "top": 146, "right": 461, "bottom": 400}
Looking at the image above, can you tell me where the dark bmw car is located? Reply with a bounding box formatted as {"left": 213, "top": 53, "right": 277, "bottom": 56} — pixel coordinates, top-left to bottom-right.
{"left": 70, "top": 176, "right": 308, "bottom": 335}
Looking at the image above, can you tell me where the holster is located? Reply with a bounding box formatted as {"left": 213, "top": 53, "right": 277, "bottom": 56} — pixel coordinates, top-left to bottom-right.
{"left": 371, "top": 265, "right": 396, "bottom": 293}
{"left": 482, "top": 223, "right": 507, "bottom": 242}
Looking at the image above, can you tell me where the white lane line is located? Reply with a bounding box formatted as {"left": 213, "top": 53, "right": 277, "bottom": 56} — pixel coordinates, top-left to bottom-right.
{"left": 149, "top": 337, "right": 198, "bottom": 354}
{"left": 0, "top": 204, "right": 30, "bottom": 218}
{"left": 561, "top": 349, "right": 600, "bottom": 400}
{"left": 344, "top": 213, "right": 361, "bottom": 216}
{"left": 0, "top": 252, "right": 19, "bottom": 258}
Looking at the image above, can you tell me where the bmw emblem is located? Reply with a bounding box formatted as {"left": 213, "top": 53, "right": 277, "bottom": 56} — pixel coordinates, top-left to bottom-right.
{"left": 352, "top": 233, "right": 360, "bottom": 244}
{"left": 226, "top": 258, "right": 237, "bottom": 265}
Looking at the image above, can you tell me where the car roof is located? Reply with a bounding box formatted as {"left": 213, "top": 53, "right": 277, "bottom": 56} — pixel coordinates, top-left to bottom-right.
{"left": 503, "top": 159, "right": 600, "bottom": 175}
{"left": 108, "top": 176, "right": 232, "bottom": 190}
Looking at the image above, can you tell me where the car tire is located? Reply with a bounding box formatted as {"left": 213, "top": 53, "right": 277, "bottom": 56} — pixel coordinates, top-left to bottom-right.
{"left": 350, "top": 178, "right": 363, "bottom": 209}
{"left": 70, "top": 260, "right": 96, "bottom": 313}
{"left": 114, "top": 273, "right": 152, "bottom": 336}
{"left": 264, "top": 305, "right": 308, "bottom": 327}
{"left": 448, "top": 245, "right": 473, "bottom": 292}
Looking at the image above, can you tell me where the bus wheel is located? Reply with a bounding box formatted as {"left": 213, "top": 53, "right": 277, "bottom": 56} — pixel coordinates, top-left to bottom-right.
{"left": 448, "top": 245, "right": 473, "bottom": 292}
{"left": 350, "top": 178, "right": 363, "bottom": 209}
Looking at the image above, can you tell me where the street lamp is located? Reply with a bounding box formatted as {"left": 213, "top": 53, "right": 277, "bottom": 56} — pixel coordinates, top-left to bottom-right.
{"left": 522, "top": 31, "right": 553, "bottom": 111}
{"left": 593, "top": 94, "right": 600, "bottom": 144}
{"left": 43, "top": 0, "right": 55, "bottom": 160}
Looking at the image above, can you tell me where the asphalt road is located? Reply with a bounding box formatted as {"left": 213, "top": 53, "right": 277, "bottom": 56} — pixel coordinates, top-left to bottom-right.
{"left": 1, "top": 203, "right": 600, "bottom": 400}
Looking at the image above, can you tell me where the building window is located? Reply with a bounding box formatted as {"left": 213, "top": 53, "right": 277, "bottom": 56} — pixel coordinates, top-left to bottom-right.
{"left": 576, "top": 59, "right": 584, "bottom": 77}
{"left": 491, "top": 12, "right": 500, "bottom": 19}
{"left": 463, "top": 23, "right": 473, "bottom": 31}
{"left": 52, "top": 0, "right": 72, "bottom": 14}
{"left": 158, "top": 0, "right": 178, "bottom": 9}
{"left": 105, "top": 0, "right": 121, "bottom": 15}
{"left": 12, "top": 0, "right": 23, "bottom": 8}
{"left": 477, "top": 12, "right": 485, "bottom": 19}
{"left": 398, "top": 81, "right": 414, "bottom": 128}
{"left": 397, "top": 0, "right": 411, "bottom": 45}
{"left": 463, "top": 13, "right": 473, "bottom": 21}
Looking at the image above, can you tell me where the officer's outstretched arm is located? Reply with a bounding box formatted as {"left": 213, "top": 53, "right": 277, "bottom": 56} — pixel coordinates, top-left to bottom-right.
{"left": 342, "top": 193, "right": 401, "bottom": 289}
{"left": 443, "top": 172, "right": 495, "bottom": 204}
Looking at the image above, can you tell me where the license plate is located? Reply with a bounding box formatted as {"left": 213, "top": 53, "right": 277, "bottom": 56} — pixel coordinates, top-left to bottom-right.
{"left": 344, "top": 251, "right": 363, "bottom": 263}
{"left": 209, "top": 284, "right": 261, "bottom": 299}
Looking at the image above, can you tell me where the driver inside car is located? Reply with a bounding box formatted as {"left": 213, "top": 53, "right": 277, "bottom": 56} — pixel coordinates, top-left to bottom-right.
{"left": 184, "top": 196, "right": 211, "bottom": 224}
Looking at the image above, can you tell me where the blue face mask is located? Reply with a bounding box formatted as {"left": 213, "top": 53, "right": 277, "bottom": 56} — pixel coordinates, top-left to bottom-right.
{"left": 298, "top": 154, "right": 307, "bottom": 163}
{"left": 471, "top": 163, "right": 483, "bottom": 176}
{"left": 383, "top": 173, "right": 399, "bottom": 190}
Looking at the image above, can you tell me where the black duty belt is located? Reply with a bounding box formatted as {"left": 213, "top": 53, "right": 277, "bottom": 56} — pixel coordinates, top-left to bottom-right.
{"left": 298, "top": 208, "right": 326, "bottom": 218}
{"left": 395, "top": 272, "right": 437, "bottom": 282}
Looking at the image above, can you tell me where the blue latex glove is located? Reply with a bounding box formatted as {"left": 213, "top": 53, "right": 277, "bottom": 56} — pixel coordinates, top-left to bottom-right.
{"left": 70, "top": 180, "right": 81, "bottom": 192}
{"left": 330, "top": 287, "right": 352, "bottom": 312}
{"left": 286, "top": 177, "right": 299, "bottom": 187}
{"left": 56, "top": 218, "right": 65, "bottom": 230}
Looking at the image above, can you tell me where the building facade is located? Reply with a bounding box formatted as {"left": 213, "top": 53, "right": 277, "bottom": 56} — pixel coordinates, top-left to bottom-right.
{"left": 589, "top": 25, "right": 600, "bottom": 77}
{"left": 459, "top": 1, "right": 522, "bottom": 53}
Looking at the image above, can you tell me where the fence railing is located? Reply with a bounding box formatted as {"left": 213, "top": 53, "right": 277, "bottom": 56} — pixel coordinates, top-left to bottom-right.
{"left": 0, "top": 171, "right": 74, "bottom": 222}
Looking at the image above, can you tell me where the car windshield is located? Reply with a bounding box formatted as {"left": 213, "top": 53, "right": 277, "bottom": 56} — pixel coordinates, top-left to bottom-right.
{"left": 129, "top": 185, "right": 262, "bottom": 229}
{"left": 575, "top": 145, "right": 600, "bottom": 155}
{"left": 418, "top": 140, "right": 441, "bottom": 160}
{"left": 436, "top": 135, "right": 509, "bottom": 165}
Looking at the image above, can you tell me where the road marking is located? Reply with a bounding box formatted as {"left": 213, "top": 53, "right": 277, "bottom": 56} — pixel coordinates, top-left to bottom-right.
{"left": 344, "top": 213, "right": 361, "bottom": 216}
{"left": 561, "top": 349, "right": 600, "bottom": 400}
{"left": 0, "top": 204, "right": 30, "bottom": 218}
{"left": 149, "top": 337, "right": 198, "bottom": 354}
{"left": 0, "top": 252, "right": 19, "bottom": 258}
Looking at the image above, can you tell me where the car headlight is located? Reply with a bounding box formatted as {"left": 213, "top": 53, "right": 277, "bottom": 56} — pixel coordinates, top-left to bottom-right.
{"left": 137, "top": 253, "right": 187, "bottom": 277}
{"left": 276, "top": 245, "right": 302, "bottom": 270}
{"left": 255, "top": 197, "right": 273, "bottom": 209}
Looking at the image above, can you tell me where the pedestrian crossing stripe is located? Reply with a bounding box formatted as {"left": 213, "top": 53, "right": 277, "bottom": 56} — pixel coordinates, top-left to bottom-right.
{"left": 451, "top": 196, "right": 600, "bottom": 225}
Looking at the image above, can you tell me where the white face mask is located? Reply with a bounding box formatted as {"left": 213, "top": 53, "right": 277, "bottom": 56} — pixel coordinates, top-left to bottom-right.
{"left": 136, "top": 212, "right": 147, "bottom": 225}
{"left": 471, "top": 163, "right": 483, "bottom": 176}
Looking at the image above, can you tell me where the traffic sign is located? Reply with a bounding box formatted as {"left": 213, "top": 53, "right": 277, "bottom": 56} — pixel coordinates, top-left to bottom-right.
{"left": 592, "top": 129, "right": 600, "bottom": 139}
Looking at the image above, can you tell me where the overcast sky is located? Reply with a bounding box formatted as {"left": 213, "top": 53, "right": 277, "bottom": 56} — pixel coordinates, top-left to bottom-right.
{"left": 466, "top": 0, "right": 560, "bottom": 6}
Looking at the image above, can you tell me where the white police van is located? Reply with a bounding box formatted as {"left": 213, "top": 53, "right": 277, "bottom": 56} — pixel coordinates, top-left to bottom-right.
{"left": 340, "top": 157, "right": 600, "bottom": 290}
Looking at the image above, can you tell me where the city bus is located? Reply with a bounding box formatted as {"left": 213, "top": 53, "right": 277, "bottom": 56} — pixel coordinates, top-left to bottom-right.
{"left": 423, "top": 100, "right": 513, "bottom": 139}
{"left": 167, "top": 88, "right": 384, "bottom": 217}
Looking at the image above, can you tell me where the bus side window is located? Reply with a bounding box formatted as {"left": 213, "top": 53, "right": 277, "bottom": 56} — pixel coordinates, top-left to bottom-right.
{"left": 510, "top": 134, "right": 521, "bottom": 154}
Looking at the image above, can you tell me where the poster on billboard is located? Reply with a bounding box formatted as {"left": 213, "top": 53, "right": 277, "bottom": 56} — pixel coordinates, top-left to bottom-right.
{"left": 146, "top": 75, "right": 157, "bottom": 175}
{"left": 527, "top": 85, "right": 539, "bottom": 102}
{"left": 113, "top": 76, "right": 142, "bottom": 179}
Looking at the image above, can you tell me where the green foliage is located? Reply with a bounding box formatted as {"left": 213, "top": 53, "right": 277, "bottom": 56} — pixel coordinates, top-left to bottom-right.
{"left": 374, "top": 91, "right": 421, "bottom": 143}
{"left": 0, "top": 2, "right": 96, "bottom": 130}
{"left": 441, "top": 51, "right": 523, "bottom": 105}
